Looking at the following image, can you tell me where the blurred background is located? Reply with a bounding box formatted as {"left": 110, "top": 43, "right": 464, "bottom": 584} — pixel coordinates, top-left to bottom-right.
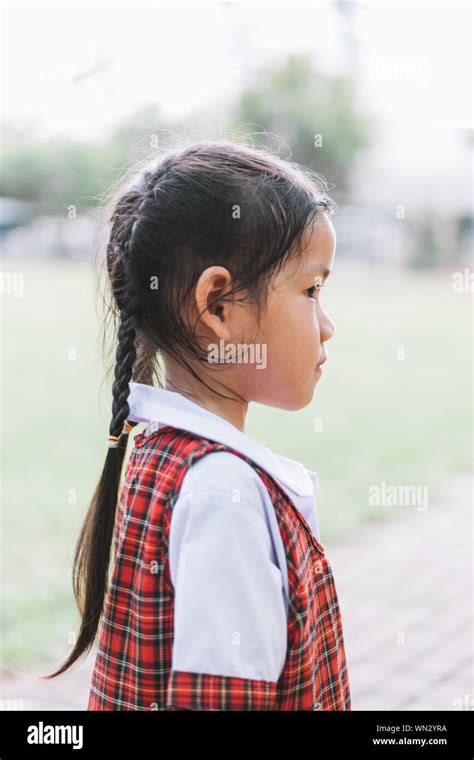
{"left": 1, "top": 0, "right": 472, "bottom": 711}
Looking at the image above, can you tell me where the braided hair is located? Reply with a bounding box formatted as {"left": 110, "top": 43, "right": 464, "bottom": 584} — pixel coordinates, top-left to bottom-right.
{"left": 41, "top": 138, "right": 335, "bottom": 678}
{"left": 107, "top": 170, "right": 159, "bottom": 434}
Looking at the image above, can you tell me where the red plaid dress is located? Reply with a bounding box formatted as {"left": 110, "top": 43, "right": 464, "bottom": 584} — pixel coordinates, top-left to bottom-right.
{"left": 87, "top": 426, "right": 351, "bottom": 710}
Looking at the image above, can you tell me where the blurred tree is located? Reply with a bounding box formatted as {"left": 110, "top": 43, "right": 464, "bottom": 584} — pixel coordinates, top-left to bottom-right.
{"left": 229, "top": 53, "right": 372, "bottom": 199}
{"left": 0, "top": 105, "right": 166, "bottom": 214}
{"left": 1, "top": 54, "right": 371, "bottom": 212}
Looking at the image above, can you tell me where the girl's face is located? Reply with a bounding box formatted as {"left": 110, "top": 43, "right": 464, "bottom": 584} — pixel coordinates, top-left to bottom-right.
{"left": 174, "top": 212, "right": 336, "bottom": 420}
{"left": 243, "top": 213, "right": 336, "bottom": 410}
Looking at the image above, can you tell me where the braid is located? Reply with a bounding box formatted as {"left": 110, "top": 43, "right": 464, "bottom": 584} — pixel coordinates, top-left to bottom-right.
{"left": 109, "top": 294, "right": 140, "bottom": 441}
{"left": 107, "top": 168, "right": 162, "bottom": 447}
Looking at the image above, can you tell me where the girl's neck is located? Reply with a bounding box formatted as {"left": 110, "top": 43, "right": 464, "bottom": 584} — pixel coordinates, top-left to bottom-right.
{"left": 164, "top": 366, "right": 248, "bottom": 433}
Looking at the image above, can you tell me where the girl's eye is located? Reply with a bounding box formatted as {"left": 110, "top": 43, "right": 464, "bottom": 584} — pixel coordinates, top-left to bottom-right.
{"left": 306, "top": 284, "right": 322, "bottom": 299}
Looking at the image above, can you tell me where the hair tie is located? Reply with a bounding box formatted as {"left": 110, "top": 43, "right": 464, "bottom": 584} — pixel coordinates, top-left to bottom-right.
{"left": 122, "top": 420, "right": 134, "bottom": 435}
{"left": 107, "top": 420, "right": 134, "bottom": 448}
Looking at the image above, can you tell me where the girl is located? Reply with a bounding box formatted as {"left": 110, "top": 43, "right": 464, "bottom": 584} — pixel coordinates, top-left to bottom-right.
{"left": 43, "top": 139, "right": 351, "bottom": 710}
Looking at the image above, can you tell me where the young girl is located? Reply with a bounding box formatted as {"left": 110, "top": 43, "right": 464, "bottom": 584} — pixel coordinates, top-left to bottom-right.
{"left": 43, "top": 140, "right": 351, "bottom": 710}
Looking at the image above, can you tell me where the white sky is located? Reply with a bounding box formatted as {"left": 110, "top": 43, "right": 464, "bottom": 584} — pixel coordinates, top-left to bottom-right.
{"left": 1, "top": 0, "right": 472, "bottom": 142}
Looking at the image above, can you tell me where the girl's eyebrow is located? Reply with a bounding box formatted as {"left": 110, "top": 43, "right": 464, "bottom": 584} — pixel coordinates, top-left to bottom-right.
{"left": 302, "top": 267, "right": 332, "bottom": 282}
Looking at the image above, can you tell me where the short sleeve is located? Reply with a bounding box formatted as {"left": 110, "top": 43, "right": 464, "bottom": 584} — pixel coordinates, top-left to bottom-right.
{"left": 166, "top": 451, "right": 288, "bottom": 710}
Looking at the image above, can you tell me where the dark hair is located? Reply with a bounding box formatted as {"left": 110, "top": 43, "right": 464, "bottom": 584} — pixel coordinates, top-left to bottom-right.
{"left": 40, "top": 138, "right": 335, "bottom": 679}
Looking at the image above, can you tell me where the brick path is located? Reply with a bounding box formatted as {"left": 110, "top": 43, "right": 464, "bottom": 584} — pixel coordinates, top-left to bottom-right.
{"left": 332, "top": 474, "right": 473, "bottom": 710}
{"left": 1, "top": 474, "right": 472, "bottom": 711}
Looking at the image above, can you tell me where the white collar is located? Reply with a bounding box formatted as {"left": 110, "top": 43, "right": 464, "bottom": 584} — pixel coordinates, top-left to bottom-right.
{"left": 127, "top": 382, "right": 321, "bottom": 540}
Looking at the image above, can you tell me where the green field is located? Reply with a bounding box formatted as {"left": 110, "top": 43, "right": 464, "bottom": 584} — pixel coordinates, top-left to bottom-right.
{"left": 1, "top": 258, "right": 471, "bottom": 668}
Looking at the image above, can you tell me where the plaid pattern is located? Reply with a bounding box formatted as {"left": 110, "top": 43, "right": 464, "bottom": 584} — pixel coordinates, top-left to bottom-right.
{"left": 167, "top": 671, "right": 277, "bottom": 711}
{"left": 87, "top": 426, "right": 351, "bottom": 711}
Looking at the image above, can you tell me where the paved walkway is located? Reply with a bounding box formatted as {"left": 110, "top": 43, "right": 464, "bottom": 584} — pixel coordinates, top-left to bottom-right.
{"left": 331, "top": 473, "right": 473, "bottom": 710}
{"left": 1, "top": 474, "right": 472, "bottom": 711}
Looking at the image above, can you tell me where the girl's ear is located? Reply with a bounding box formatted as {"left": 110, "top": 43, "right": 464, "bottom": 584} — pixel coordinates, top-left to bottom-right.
{"left": 193, "top": 266, "right": 235, "bottom": 338}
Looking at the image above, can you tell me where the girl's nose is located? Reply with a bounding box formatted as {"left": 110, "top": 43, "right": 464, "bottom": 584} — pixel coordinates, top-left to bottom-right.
{"left": 321, "top": 310, "right": 336, "bottom": 343}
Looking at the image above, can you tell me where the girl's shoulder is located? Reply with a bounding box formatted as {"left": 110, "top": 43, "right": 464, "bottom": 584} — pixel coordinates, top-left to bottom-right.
{"left": 179, "top": 449, "right": 272, "bottom": 514}
{"left": 132, "top": 424, "right": 280, "bottom": 503}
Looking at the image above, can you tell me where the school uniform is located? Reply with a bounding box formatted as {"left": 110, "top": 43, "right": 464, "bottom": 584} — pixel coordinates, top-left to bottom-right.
{"left": 87, "top": 382, "right": 351, "bottom": 711}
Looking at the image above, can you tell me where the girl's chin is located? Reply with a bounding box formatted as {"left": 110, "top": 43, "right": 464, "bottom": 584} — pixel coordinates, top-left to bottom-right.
{"left": 252, "top": 372, "right": 323, "bottom": 409}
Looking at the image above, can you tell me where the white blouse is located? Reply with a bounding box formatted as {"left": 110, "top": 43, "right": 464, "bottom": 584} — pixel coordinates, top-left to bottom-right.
{"left": 127, "top": 382, "right": 321, "bottom": 682}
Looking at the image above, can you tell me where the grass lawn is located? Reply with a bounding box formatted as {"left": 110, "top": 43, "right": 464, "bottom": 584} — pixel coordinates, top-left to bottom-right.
{"left": 1, "top": 257, "right": 471, "bottom": 668}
